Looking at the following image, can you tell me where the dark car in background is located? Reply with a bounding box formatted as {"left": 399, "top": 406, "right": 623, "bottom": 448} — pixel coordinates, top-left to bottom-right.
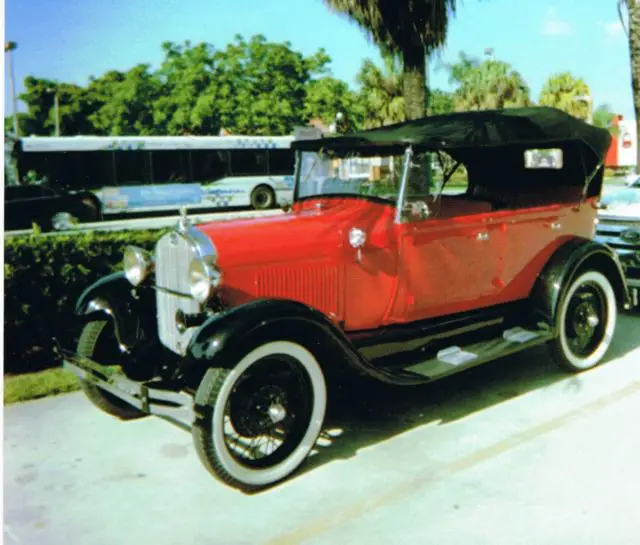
{"left": 4, "top": 183, "right": 101, "bottom": 232}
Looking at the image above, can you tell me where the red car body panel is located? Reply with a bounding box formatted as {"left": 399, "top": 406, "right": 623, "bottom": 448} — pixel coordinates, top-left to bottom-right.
{"left": 197, "top": 195, "right": 598, "bottom": 332}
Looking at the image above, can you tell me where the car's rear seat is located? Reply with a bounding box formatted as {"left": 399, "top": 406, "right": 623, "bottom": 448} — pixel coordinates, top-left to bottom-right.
{"left": 425, "top": 195, "right": 493, "bottom": 218}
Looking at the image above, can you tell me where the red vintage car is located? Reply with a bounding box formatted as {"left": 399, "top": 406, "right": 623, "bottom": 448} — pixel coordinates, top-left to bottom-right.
{"left": 62, "top": 107, "right": 631, "bottom": 491}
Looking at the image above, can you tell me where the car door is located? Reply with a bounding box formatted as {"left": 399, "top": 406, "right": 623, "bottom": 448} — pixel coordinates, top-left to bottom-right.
{"left": 5, "top": 185, "right": 61, "bottom": 230}
{"left": 398, "top": 211, "right": 505, "bottom": 321}
{"left": 498, "top": 201, "right": 580, "bottom": 303}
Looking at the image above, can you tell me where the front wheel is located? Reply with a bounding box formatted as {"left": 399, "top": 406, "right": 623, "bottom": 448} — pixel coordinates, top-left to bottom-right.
{"left": 76, "top": 320, "right": 147, "bottom": 420}
{"left": 50, "top": 211, "right": 78, "bottom": 231}
{"left": 192, "top": 341, "right": 327, "bottom": 491}
{"left": 549, "top": 271, "right": 617, "bottom": 372}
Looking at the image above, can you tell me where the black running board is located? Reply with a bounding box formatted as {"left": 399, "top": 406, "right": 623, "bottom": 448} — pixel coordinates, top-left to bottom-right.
{"left": 402, "top": 326, "right": 554, "bottom": 381}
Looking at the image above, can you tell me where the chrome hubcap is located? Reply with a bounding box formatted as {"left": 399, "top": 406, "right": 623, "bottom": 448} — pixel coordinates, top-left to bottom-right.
{"left": 268, "top": 403, "right": 287, "bottom": 424}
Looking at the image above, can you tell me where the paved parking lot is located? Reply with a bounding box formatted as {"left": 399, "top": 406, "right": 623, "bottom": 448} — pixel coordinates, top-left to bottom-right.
{"left": 4, "top": 314, "right": 640, "bottom": 545}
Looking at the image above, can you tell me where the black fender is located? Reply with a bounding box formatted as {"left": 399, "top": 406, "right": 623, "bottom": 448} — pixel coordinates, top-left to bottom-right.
{"left": 182, "top": 298, "right": 421, "bottom": 387}
{"left": 75, "top": 272, "right": 156, "bottom": 349}
{"left": 530, "top": 238, "right": 630, "bottom": 330}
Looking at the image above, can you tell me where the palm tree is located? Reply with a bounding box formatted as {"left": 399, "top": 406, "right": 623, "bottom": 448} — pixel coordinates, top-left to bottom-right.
{"left": 618, "top": 1, "right": 640, "bottom": 172}
{"left": 356, "top": 54, "right": 404, "bottom": 128}
{"left": 538, "top": 72, "right": 591, "bottom": 121}
{"left": 448, "top": 53, "right": 530, "bottom": 111}
{"left": 323, "top": 0, "right": 458, "bottom": 121}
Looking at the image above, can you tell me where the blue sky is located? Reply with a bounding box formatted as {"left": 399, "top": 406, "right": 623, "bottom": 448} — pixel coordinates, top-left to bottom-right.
{"left": 3, "top": 0, "right": 633, "bottom": 122}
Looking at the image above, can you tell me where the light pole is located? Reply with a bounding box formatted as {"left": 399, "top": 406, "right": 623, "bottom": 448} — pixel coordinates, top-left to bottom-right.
{"left": 574, "top": 94, "right": 593, "bottom": 124}
{"left": 5, "top": 41, "right": 20, "bottom": 136}
{"left": 329, "top": 111, "right": 344, "bottom": 134}
{"left": 46, "top": 87, "right": 61, "bottom": 136}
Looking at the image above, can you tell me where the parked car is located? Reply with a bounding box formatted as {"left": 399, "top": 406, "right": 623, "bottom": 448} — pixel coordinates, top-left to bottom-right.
{"left": 596, "top": 176, "right": 640, "bottom": 307}
{"left": 4, "top": 183, "right": 102, "bottom": 231}
{"left": 61, "top": 107, "right": 631, "bottom": 491}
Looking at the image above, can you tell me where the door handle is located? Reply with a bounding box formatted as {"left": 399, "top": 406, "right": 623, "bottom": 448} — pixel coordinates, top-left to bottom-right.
{"left": 476, "top": 232, "right": 490, "bottom": 241}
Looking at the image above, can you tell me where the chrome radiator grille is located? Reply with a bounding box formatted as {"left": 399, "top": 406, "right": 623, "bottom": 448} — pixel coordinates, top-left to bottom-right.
{"left": 155, "top": 231, "right": 200, "bottom": 355}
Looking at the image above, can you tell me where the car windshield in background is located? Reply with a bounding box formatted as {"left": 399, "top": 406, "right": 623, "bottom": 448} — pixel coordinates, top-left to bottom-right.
{"left": 296, "top": 151, "right": 431, "bottom": 204}
{"left": 601, "top": 186, "right": 640, "bottom": 208}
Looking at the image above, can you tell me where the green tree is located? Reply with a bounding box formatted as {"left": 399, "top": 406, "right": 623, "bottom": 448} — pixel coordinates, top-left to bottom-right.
{"left": 207, "top": 34, "right": 318, "bottom": 135}
{"left": 14, "top": 35, "right": 360, "bottom": 137}
{"left": 4, "top": 113, "right": 30, "bottom": 137}
{"left": 448, "top": 52, "right": 531, "bottom": 110}
{"left": 356, "top": 54, "right": 404, "bottom": 128}
{"left": 304, "top": 76, "right": 362, "bottom": 131}
{"left": 538, "top": 72, "right": 591, "bottom": 121}
{"left": 427, "top": 89, "right": 454, "bottom": 115}
{"left": 617, "top": 1, "right": 640, "bottom": 172}
{"left": 87, "top": 64, "right": 162, "bottom": 135}
{"left": 153, "top": 41, "right": 218, "bottom": 135}
{"left": 323, "top": 0, "right": 458, "bottom": 121}
{"left": 592, "top": 103, "right": 620, "bottom": 135}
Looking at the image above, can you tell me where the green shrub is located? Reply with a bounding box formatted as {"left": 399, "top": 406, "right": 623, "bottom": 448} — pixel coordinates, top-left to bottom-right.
{"left": 4, "top": 229, "right": 166, "bottom": 374}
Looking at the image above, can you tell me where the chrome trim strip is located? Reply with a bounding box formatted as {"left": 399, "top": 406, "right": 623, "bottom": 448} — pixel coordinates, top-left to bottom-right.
{"left": 395, "top": 146, "right": 414, "bottom": 224}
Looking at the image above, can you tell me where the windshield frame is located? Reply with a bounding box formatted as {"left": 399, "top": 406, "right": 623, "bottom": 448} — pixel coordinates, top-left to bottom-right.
{"left": 292, "top": 146, "right": 415, "bottom": 223}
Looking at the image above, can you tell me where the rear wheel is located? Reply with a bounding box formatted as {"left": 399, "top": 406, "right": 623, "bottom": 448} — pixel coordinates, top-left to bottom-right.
{"left": 76, "top": 196, "right": 101, "bottom": 222}
{"left": 192, "top": 341, "right": 327, "bottom": 491}
{"left": 250, "top": 185, "right": 275, "bottom": 210}
{"left": 76, "top": 320, "right": 146, "bottom": 420}
{"left": 549, "top": 271, "right": 617, "bottom": 372}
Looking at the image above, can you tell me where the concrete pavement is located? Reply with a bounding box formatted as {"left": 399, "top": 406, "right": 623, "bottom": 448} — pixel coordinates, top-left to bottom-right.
{"left": 4, "top": 314, "right": 640, "bottom": 545}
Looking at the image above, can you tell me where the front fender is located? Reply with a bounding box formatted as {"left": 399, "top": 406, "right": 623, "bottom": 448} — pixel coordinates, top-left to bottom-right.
{"left": 530, "top": 238, "right": 630, "bottom": 329}
{"left": 75, "top": 272, "right": 156, "bottom": 348}
{"left": 181, "top": 298, "right": 413, "bottom": 387}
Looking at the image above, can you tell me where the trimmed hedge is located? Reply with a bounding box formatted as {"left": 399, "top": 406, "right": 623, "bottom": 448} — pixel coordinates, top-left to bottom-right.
{"left": 4, "top": 229, "right": 166, "bottom": 374}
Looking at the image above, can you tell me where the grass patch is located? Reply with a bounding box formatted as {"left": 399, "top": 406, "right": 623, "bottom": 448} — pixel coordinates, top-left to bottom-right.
{"left": 4, "top": 368, "right": 80, "bottom": 405}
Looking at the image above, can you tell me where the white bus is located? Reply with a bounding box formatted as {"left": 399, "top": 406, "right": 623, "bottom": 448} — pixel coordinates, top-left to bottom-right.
{"left": 13, "top": 134, "right": 301, "bottom": 219}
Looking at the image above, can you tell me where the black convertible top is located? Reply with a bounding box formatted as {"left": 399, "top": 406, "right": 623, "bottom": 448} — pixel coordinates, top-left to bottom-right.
{"left": 293, "top": 107, "right": 611, "bottom": 195}
{"left": 292, "top": 107, "right": 611, "bottom": 161}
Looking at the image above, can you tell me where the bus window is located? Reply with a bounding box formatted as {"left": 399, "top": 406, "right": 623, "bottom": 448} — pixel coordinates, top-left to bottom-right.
{"left": 151, "top": 151, "right": 190, "bottom": 183}
{"left": 190, "top": 150, "right": 229, "bottom": 183}
{"left": 267, "top": 149, "right": 295, "bottom": 175}
{"left": 230, "top": 150, "right": 268, "bottom": 176}
{"left": 114, "top": 151, "right": 152, "bottom": 186}
{"left": 81, "top": 152, "right": 116, "bottom": 189}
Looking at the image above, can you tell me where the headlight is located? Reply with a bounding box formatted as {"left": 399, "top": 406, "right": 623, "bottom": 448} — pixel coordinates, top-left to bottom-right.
{"left": 123, "top": 246, "right": 154, "bottom": 286}
{"left": 188, "top": 258, "right": 223, "bottom": 303}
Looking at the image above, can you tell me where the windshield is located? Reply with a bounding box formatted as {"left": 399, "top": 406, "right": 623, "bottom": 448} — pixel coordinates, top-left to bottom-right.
{"left": 295, "top": 150, "right": 431, "bottom": 204}
{"left": 601, "top": 186, "right": 640, "bottom": 208}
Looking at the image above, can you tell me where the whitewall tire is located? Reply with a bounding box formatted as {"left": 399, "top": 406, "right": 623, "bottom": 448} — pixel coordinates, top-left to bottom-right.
{"left": 192, "top": 341, "right": 327, "bottom": 491}
{"left": 550, "top": 271, "right": 617, "bottom": 372}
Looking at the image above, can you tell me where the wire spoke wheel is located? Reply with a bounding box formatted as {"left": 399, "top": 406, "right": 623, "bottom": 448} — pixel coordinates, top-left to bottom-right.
{"left": 223, "top": 356, "right": 313, "bottom": 468}
{"left": 550, "top": 271, "right": 617, "bottom": 372}
{"left": 192, "top": 341, "right": 326, "bottom": 491}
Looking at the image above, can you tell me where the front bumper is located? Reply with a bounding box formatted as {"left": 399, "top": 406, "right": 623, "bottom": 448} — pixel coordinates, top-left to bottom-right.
{"left": 62, "top": 350, "right": 195, "bottom": 429}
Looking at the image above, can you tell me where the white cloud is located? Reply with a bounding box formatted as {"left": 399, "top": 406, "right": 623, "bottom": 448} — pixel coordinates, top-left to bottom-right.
{"left": 599, "top": 20, "right": 624, "bottom": 39}
{"left": 541, "top": 7, "right": 573, "bottom": 36}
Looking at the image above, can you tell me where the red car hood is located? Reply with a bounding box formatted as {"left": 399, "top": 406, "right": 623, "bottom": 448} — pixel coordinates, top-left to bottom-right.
{"left": 196, "top": 199, "right": 389, "bottom": 268}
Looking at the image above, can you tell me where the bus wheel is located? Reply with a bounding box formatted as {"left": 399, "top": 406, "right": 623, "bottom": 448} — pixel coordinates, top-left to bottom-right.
{"left": 250, "top": 186, "right": 275, "bottom": 210}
